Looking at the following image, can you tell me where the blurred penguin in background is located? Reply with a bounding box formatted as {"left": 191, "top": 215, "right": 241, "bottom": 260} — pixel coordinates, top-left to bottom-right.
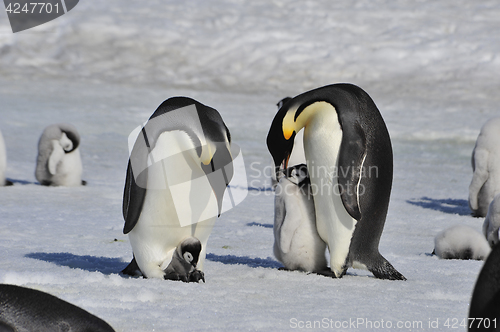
{"left": 484, "top": 193, "right": 500, "bottom": 248}
{"left": 35, "top": 123, "right": 85, "bottom": 186}
{"left": 0, "top": 129, "right": 12, "bottom": 186}
{"left": 469, "top": 117, "right": 500, "bottom": 217}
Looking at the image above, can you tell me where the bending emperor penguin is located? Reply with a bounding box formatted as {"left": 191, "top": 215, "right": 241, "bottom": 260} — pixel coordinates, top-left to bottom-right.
{"left": 122, "top": 97, "right": 233, "bottom": 280}
{"left": 267, "top": 83, "right": 405, "bottom": 280}
{"left": 274, "top": 164, "right": 327, "bottom": 272}
{"left": 469, "top": 117, "right": 500, "bottom": 217}
{"left": 0, "top": 284, "right": 115, "bottom": 332}
{"left": 35, "top": 123, "right": 84, "bottom": 186}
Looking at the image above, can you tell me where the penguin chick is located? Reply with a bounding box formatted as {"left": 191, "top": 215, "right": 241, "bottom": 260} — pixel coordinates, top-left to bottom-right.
{"left": 469, "top": 117, "right": 500, "bottom": 217}
{"left": 273, "top": 164, "right": 327, "bottom": 273}
{"left": 483, "top": 193, "right": 500, "bottom": 247}
{"left": 164, "top": 237, "right": 205, "bottom": 283}
{"left": 35, "top": 123, "right": 84, "bottom": 186}
{"left": 434, "top": 225, "right": 491, "bottom": 260}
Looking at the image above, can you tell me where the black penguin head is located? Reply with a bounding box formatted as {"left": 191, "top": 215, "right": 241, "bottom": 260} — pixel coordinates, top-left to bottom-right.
{"left": 61, "top": 130, "right": 79, "bottom": 153}
{"left": 267, "top": 97, "right": 296, "bottom": 172}
{"left": 180, "top": 238, "right": 202, "bottom": 268}
{"left": 285, "top": 164, "right": 310, "bottom": 188}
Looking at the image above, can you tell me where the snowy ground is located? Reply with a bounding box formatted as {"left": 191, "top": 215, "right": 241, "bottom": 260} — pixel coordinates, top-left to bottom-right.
{"left": 1, "top": 1, "right": 500, "bottom": 331}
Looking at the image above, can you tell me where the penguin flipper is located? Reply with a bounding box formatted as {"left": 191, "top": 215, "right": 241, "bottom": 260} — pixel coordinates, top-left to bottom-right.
{"left": 47, "top": 140, "right": 64, "bottom": 175}
{"left": 337, "top": 122, "right": 366, "bottom": 221}
{"left": 122, "top": 162, "right": 147, "bottom": 234}
{"left": 469, "top": 242, "right": 500, "bottom": 327}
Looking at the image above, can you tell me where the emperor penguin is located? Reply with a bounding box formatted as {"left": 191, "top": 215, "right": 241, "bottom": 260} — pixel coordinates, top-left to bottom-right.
{"left": 0, "top": 284, "right": 115, "bottom": 332}
{"left": 433, "top": 225, "right": 490, "bottom": 260}
{"left": 469, "top": 117, "right": 500, "bottom": 217}
{"left": 35, "top": 123, "right": 84, "bottom": 186}
{"left": 469, "top": 242, "right": 500, "bottom": 331}
{"left": 266, "top": 83, "right": 405, "bottom": 280}
{"left": 122, "top": 97, "right": 233, "bottom": 280}
{"left": 0, "top": 129, "right": 12, "bottom": 186}
{"left": 274, "top": 164, "right": 327, "bottom": 272}
{"left": 483, "top": 193, "right": 500, "bottom": 248}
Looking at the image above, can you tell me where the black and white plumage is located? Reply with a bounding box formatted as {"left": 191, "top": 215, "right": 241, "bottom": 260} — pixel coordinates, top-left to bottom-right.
{"left": 469, "top": 242, "right": 500, "bottom": 331}
{"left": 122, "top": 97, "right": 233, "bottom": 280}
{"left": 35, "top": 123, "right": 84, "bottom": 186}
{"left": 469, "top": 117, "right": 500, "bottom": 217}
{"left": 0, "top": 284, "right": 115, "bottom": 332}
{"left": 273, "top": 164, "right": 327, "bottom": 272}
{"left": 123, "top": 237, "right": 205, "bottom": 282}
{"left": 267, "top": 83, "right": 405, "bottom": 280}
{"left": 434, "top": 225, "right": 490, "bottom": 260}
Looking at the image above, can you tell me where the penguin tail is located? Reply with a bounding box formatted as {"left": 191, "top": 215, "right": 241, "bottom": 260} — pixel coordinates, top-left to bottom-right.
{"left": 368, "top": 255, "right": 406, "bottom": 281}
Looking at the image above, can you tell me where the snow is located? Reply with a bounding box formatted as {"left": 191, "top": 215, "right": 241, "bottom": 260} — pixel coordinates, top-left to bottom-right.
{"left": 1, "top": 1, "right": 500, "bottom": 331}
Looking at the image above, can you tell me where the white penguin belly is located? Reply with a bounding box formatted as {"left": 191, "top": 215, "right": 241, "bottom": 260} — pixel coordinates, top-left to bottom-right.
{"left": 303, "top": 104, "right": 357, "bottom": 277}
{"left": 129, "top": 131, "right": 217, "bottom": 278}
{"left": 52, "top": 148, "right": 83, "bottom": 186}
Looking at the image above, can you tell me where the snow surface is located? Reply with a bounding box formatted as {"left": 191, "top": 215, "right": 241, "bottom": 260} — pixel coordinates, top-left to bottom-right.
{"left": 1, "top": 1, "right": 500, "bottom": 331}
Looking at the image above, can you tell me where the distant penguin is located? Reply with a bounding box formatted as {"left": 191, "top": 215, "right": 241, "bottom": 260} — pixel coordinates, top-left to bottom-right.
{"left": 484, "top": 194, "right": 500, "bottom": 248}
{"left": 123, "top": 237, "right": 205, "bottom": 283}
{"left": 35, "top": 123, "right": 84, "bottom": 186}
{"left": 267, "top": 84, "right": 405, "bottom": 280}
{"left": 434, "top": 225, "right": 490, "bottom": 260}
{"left": 0, "top": 130, "right": 12, "bottom": 186}
{"left": 0, "top": 284, "right": 115, "bottom": 332}
{"left": 122, "top": 97, "right": 233, "bottom": 280}
{"left": 469, "top": 117, "right": 500, "bottom": 217}
{"left": 469, "top": 242, "right": 500, "bottom": 331}
{"left": 273, "top": 164, "right": 327, "bottom": 273}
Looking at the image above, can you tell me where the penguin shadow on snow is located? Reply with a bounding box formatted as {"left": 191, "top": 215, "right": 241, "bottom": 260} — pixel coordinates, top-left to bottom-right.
{"left": 407, "top": 197, "right": 471, "bottom": 216}
{"left": 25, "top": 252, "right": 126, "bottom": 275}
{"left": 206, "top": 253, "right": 282, "bottom": 269}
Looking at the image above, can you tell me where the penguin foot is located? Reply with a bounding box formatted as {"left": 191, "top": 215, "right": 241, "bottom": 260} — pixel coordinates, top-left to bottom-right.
{"left": 189, "top": 270, "right": 205, "bottom": 283}
{"left": 81, "top": 180, "right": 87, "bottom": 186}
{"left": 278, "top": 267, "right": 290, "bottom": 271}
{"left": 4, "top": 179, "right": 13, "bottom": 186}
{"left": 369, "top": 259, "right": 406, "bottom": 281}
{"left": 164, "top": 272, "right": 189, "bottom": 282}
{"left": 314, "top": 269, "right": 340, "bottom": 278}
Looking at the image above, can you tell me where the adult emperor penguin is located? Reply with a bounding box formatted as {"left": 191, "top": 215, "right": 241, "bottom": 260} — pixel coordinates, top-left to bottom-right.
{"left": 469, "top": 242, "right": 500, "bottom": 331}
{"left": 35, "top": 123, "right": 84, "bottom": 186}
{"left": 267, "top": 83, "right": 405, "bottom": 280}
{"left": 0, "top": 284, "right": 115, "bottom": 332}
{"left": 469, "top": 117, "right": 500, "bottom": 217}
{"left": 274, "top": 164, "right": 327, "bottom": 272}
{"left": 122, "top": 97, "right": 233, "bottom": 280}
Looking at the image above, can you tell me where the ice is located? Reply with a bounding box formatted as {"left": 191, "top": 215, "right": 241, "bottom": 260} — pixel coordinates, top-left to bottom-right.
{"left": 1, "top": 1, "right": 500, "bottom": 331}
